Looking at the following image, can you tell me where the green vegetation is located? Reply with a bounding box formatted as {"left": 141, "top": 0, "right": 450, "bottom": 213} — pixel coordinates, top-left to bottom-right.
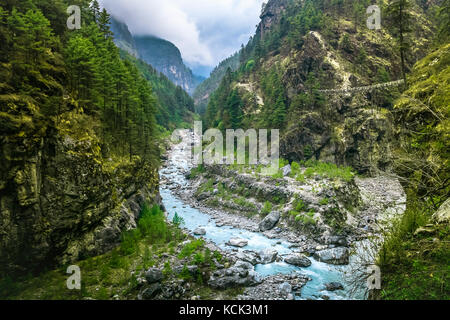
{"left": 377, "top": 42, "right": 450, "bottom": 300}
{"left": 261, "top": 201, "right": 273, "bottom": 216}
{"left": 377, "top": 199, "right": 449, "bottom": 299}
{"left": 0, "top": 205, "right": 183, "bottom": 300}
{"left": 120, "top": 50, "right": 195, "bottom": 131}
{"left": 302, "top": 160, "right": 355, "bottom": 182}
{"left": 0, "top": 0, "right": 160, "bottom": 163}
{"left": 193, "top": 52, "right": 240, "bottom": 114}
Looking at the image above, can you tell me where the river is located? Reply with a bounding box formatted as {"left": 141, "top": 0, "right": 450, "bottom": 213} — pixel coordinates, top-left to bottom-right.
{"left": 159, "top": 130, "right": 405, "bottom": 300}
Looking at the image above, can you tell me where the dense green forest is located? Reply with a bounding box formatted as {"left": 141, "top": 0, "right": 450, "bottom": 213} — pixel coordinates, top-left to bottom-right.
{"left": 193, "top": 52, "right": 240, "bottom": 114}
{"left": 0, "top": 0, "right": 160, "bottom": 162}
{"left": 120, "top": 50, "right": 195, "bottom": 131}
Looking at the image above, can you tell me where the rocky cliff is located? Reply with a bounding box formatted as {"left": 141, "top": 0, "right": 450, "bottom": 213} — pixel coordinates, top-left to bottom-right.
{"left": 135, "top": 36, "right": 203, "bottom": 95}
{"left": 110, "top": 17, "right": 140, "bottom": 58}
{"left": 0, "top": 111, "right": 160, "bottom": 275}
{"left": 204, "top": 0, "right": 436, "bottom": 174}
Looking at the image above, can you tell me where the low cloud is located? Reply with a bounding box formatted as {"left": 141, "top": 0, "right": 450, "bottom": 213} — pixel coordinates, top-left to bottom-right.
{"left": 100, "top": 0, "right": 265, "bottom": 75}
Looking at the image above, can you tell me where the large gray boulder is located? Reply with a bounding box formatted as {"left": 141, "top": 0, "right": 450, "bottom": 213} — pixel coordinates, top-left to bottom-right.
{"left": 227, "top": 238, "right": 248, "bottom": 248}
{"left": 325, "top": 282, "right": 344, "bottom": 291}
{"left": 208, "top": 264, "right": 261, "bottom": 289}
{"left": 313, "top": 247, "right": 350, "bottom": 265}
{"left": 236, "top": 250, "right": 260, "bottom": 265}
{"left": 145, "top": 268, "right": 163, "bottom": 284}
{"left": 284, "top": 253, "right": 312, "bottom": 267}
{"left": 279, "top": 282, "right": 292, "bottom": 296}
{"left": 258, "top": 248, "right": 278, "bottom": 264}
{"left": 282, "top": 165, "right": 292, "bottom": 177}
{"left": 193, "top": 227, "right": 206, "bottom": 236}
{"left": 259, "top": 211, "right": 281, "bottom": 231}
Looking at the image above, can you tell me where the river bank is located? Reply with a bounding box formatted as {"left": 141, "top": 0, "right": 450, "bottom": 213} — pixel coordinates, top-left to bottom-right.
{"left": 159, "top": 130, "right": 406, "bottom": 300}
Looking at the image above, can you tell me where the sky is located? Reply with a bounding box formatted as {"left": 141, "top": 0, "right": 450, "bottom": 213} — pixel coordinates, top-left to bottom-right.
{"left": 100, "top": 0, "right": 265, "bottom": 77}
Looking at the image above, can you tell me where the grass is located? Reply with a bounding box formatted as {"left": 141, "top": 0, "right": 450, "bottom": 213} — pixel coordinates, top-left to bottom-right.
{"left": 261, "top": 201, "right": 273, "bottom": 216}
{"left": 377, "top": 198, "right": 450, "bottom": 300}
{"left": 302, "top": 160, "right": 355, "bottom": 182}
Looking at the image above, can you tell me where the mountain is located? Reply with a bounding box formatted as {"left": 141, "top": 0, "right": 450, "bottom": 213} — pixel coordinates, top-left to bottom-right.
{"left": 134, "top": 35, "right": 203, "bottom": 95}
{"left": 110, "top": 16, "right": 139, "bottom": 58}
{"left": 204, "top": 0, "right": 437, "bottom": 174}
{"left": 109, "top": 17, "right": 195, "bottom": 129}
{"left": 110, "top": 17, "right": 204, "bottom": 95}
{"left": 193, "top": 52, "right": 241, "bottom": 114}
{"left": 120, "top": 50, "right": 195, "bottom": 131}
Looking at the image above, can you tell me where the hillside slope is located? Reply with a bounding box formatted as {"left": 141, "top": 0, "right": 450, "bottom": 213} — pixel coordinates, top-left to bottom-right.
{"left": 193, "top": 52, "right": 240, "bottom": 114}
{"left": 135, "top": 35, "right": 203, "bottom": 95}
{"left": 204, "top": 0, "right": 436, "bottom": 174}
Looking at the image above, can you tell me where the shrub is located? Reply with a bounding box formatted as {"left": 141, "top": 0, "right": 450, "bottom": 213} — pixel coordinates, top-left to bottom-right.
{"left": 261, "top": 201, "right": 273, "bottom": 216}
{"left": 178, "top": 240, "right": 205, "bottom": 259}
{"left": 172, "top": 212, "right": 185, "bottom": 226}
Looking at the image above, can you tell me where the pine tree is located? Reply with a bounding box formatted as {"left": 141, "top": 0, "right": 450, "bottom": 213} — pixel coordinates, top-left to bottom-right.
{"left": 385, "top": 0, "right": 414, "bottom": 88}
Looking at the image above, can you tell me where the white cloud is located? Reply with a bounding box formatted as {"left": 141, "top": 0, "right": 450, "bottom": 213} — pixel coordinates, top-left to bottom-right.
{"left": 100, "top": 0, "right": 265, "bottom": 73}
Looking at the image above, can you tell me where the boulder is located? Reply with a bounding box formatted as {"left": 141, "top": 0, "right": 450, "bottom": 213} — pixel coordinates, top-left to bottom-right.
{"left": 313, "top": 247, "right": 349, "bottom": 265}
{"left": 196, "top": 192, "right": 211, "bottom": 201}
{"left": 325, "top": 282, "right": 344, "bottom": 291}
{"left": 174, "top": 265, "right": 198, "bottom": 276}
{"left": 234, "top": 260, "right": 254, "bottom": 270}
{"left": 236, "top": 250, "right": 260, "bottom": 265}
{"left": 208, "top": 264, "right": 261, "bottom": 289}
{"left": 258, "top": 248, "right": 278, "bottom": 264}
{"left": 227, "top": 238, "right": 248, "bottom": 248}
{"left": 259, "top": 211, "right": 281, "bottom": 231}
{"left": 141, "top": 283, "right": 162, "bottom": 300}
{"left": 282, "top": 165, "right": 292, "bottom": 177}
{"left": 145, "top": 268, "right": 163, "bottom": 284}
{"left": 279, "top": 282, "right": 292, "bottom": 295}
{"left": 326, "top": 236, "right": 348, "bottom": 247}
{"left": 193, "top": 227, "right": 206, "bottom": 236}
{"left": 284, "top": 253, "right": 312, "bottom": 267}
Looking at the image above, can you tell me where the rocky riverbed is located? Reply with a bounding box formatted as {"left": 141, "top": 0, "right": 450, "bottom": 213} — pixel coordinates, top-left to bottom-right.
{"left": 158, "top": 130, "right": 406, "bottom": 300}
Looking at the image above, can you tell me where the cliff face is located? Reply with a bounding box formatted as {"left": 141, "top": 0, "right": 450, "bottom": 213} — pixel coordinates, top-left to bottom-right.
{"left": 0, "top": 113, "right": 160, "bottom": 275}
{"left": 110, "top": 17, "right": 203, "bottom": 95}
{"left": 110, "top": 17, "right": 140, "bottom": 58}
{"left": 135, "top": 36, "right": 201, "bottom": 95}
{"left": 205, "top": 0, "right": 436, "bottom": 174}
{"left": 258, "top": 0, "right": 289, "bottom": 40}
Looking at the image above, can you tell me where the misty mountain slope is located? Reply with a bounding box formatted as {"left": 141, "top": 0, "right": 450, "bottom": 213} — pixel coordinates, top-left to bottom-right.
{"left": 119, "top": 50, "right": 196, "bottom": 131}
{"left": 110, "top": 17, "right": 204, "bottom": 95}
{"left": 204, "top": 0, "right": 437, "bottom": 174}
{"left": 110, "top": 17, "right": 139, "bottom": 58}
{"left": 193, "top": 52, "right": 241, "bottom": 114}
{"left": 134, "top": 35, "right": 203, "bottom": 95}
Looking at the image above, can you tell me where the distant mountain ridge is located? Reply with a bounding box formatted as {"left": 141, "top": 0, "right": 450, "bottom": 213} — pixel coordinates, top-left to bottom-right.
{"left": 110, "top": 17, "right": 204, "bottom": 95}
{"left": 193, "top": 52, "right": 241, "bottom": 114}
{"left": 110, "top": 17, "right": 139, "bottom": 58}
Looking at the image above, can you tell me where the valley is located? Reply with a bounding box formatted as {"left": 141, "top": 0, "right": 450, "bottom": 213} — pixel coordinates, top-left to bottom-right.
{"left": 0, "top": 0, "right": 448, "bottom": 302}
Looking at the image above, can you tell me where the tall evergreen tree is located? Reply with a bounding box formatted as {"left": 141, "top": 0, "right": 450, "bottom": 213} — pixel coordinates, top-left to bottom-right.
{"left": 386, "top": 0, "right": 414, "bottom": 88}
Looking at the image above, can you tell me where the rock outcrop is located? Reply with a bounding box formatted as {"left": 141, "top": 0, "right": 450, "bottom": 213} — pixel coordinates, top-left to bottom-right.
{"left": 314, "top": 247, "right": 350, "bottom": 265}
{"left": 0, "top": 126, "right": 160, "bottom": 275}
{"left": 259, "top": 211, "right": 281, "bottom": 231}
